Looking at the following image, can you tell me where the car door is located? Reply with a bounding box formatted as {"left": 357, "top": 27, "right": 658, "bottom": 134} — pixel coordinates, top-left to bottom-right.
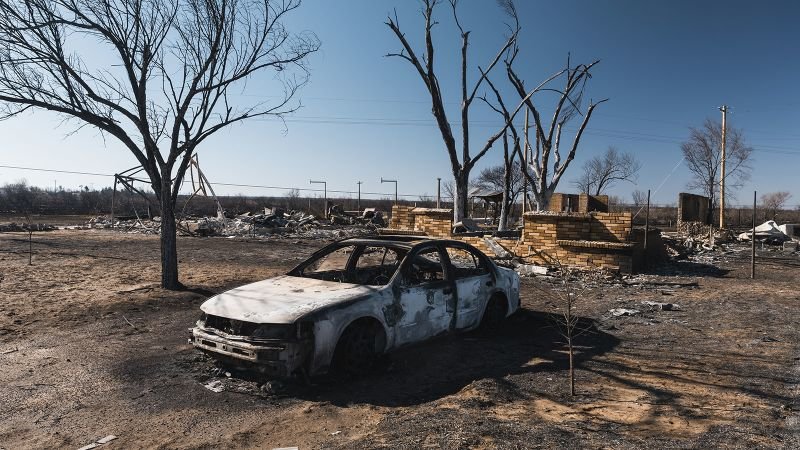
{"left": 444, "top": 244, "right": 494, "bottom": 329}
{"left": 392, "top": 245, "right": 454, "bottom": 346}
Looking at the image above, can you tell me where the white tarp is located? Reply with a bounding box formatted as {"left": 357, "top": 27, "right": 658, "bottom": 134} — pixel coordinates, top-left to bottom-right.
{"left": 738, "top": 220, "right": 791, "bottom": 242}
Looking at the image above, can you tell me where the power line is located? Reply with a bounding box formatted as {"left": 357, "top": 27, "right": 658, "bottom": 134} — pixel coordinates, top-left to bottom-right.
{"left": 0, "top": 164, "right": 432, "bottom": 199}
{"left": 251, "top": 115, "right": 800, "bottom": 154}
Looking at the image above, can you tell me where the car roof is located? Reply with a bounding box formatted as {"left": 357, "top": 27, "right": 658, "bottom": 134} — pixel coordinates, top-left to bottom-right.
{"left": 337, "top": 235, "right": 478, "bottom": 251}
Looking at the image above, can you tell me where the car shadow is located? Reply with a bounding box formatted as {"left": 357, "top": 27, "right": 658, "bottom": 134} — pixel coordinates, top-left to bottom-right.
{"left": 284, "top": 308, "right": 620, "bottom": 407}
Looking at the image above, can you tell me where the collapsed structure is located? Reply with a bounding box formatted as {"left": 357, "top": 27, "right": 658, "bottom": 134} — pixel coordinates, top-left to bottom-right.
{"left": 385, "top": 193, "right": 655, "bottom": 273}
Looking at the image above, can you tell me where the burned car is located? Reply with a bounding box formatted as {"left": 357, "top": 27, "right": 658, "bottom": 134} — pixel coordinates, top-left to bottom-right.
{"left": 190, "top": 236, "right": 520, "bottom": 377}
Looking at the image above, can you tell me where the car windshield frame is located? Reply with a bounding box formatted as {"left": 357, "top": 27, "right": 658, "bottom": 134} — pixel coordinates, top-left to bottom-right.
{"left": 287, "top": 241, "right": 411, "bottom": 286}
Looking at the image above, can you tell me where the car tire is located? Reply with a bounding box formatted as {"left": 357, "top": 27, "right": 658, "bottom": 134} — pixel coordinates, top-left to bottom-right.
{"left": 480, "top": 295, "right": 508, "bottom": 330}
{"left": 332, "top": 320, "right": 385, "bottom": 376}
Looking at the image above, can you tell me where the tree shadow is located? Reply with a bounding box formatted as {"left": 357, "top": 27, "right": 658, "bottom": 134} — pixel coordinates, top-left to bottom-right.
{"left": 644, "top": 259, "right": 730, "bottom": 278}
{"left": 99, "top": 308, "right": 619, "bottom": 411}
{"left": 285, "top": 309, "right": 620, "bottom": 407}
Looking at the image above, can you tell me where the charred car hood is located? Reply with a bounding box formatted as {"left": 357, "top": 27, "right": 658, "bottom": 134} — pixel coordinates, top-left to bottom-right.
{"left": 200, "top": 275, "right": 382, "bottom": 324}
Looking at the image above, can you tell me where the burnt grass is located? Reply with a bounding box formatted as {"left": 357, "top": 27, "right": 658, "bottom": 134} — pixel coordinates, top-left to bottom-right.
{"left": 0, "top": 230, "right": 798, "bottom": 449}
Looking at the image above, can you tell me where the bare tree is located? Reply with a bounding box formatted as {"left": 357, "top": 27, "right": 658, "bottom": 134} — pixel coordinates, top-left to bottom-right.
{"left": 475, "top": 161, "right": 524, "bottom": 198}
{"left": 682, "top": 119, "right": 753, "bottom": 219}
{"left": 548, "top": 266, "right": 592, "bottom": 396}
{"left": 386, "top": 0, "right": 523, "bottom": 222}
{"left": 572, "top": 147, "right": 640, "bottom": 195}
{"left": 1, "top": 180, "right": 39, "bottom": 214}
{"left": 475, "top": 159, "right": 524, "bottom": 228}
{"left": 477, "top": 72, "right": 525, "bottom": 231}
{"left": 1, "top": 180, "right": 41, "bottom": 264}
{"left": 761, "top": 191, "right": 792, "bottom": 220}
{"left": 631, "top": 189, "right": 648, "bottom": 207}
{"left": 442, "top": 179, "right": 477, "bottom": 204}
{"left": 285, "top": 188, "right": 301, "bottom": 211}
{"left": 0, "top": 0, "right": 320, "bottom": 289}
{"left": 506, "top": 50, "right": 606, "bottom": 210}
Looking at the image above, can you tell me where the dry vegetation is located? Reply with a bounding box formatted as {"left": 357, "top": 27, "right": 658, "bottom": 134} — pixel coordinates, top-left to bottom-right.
{"left": 0, "top": 229, "right": 798, "bottom": 449}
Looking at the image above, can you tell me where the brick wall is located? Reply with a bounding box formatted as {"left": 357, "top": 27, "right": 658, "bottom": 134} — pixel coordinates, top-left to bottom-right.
{"left": 520, "top": 212, "right": 633, "bottom": 272}
{"left": 549, "top": 193, "right": 609, "bottom": 213}
{"left": 580, "top": 193, "right": 609, "bottom": 213}
{"left": 677, "top": 192, "right": 711, "bottom": 227}
{"left": 411, "top": 208, "right": 453, "bottom": 237}
{"left": 387, "top": 206, "right": 634, "bottom": 273}
{"left": 389, "top": 205, "right": 416, "bottom": 230}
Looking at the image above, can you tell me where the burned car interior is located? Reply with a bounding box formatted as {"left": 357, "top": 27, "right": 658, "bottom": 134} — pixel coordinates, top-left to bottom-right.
{"left": 289, "top": 241, "right": 467, "bottom": 286}
{"left": 290, "top": 243, "right": 407, "bottom": 285}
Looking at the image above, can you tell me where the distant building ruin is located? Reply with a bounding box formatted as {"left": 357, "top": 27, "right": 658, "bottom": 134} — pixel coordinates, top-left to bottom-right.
{"left": 548, "top": 193, "right": 609, "bottom": 213}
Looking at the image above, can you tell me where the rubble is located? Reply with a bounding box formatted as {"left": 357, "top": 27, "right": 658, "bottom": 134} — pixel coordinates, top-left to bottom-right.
{"left": 81, "top": 207, "right": 387, "bottom": 240}
{"left": 738, "top": 220, "right": 793, "bottom": 244}
{"left": 514, "top": 264, "right": 550, "bottom": 277}
{"left": 609, "top": 308, "right": 640, "bottom": 317}
{"left": 642, "top": 300, "right": 681, "bottom": 311}
{"left": 327, "top": 205, "right": 386, "bottom": 227}
{"left": 0, "top": 223, "right": 56, "bottom": 232}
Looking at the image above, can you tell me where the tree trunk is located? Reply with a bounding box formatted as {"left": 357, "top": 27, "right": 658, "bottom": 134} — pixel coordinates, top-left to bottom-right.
{"left": 498, "top": 167, "right": 511, "bottom": 231}
{"left": 453, "top": 170, "right": 470, "bottom": 223}
{"left": 533, "top": 189, "right": 552, "bottom": 212}
{"left": 498, "top": 194, "right": 509, "bottom": 231}
{"left": 568, "top": 338, "right": 575, "bottom": 396}
{"left": 498, "top": 136, "right": 511, "bottom": 231}
{"left": 159, "top": 187, "right": 181, "bottom": 290}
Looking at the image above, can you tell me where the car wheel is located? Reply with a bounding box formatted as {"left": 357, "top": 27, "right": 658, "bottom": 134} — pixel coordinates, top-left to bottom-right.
{"left": 480, "top": 295, "right": 508, "bottom": 330}
{"left": 332, "top": 320, "right": 385, "bottom": 375}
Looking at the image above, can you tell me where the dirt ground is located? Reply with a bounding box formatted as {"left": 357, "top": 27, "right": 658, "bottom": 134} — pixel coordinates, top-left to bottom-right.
{"left": 0, "top": 229, "right": 798, "bottom": 449}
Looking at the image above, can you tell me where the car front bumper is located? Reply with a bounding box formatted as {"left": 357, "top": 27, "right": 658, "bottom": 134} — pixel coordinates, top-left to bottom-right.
{"left": 189, "top": 327, "right": 310, "bottom": 377}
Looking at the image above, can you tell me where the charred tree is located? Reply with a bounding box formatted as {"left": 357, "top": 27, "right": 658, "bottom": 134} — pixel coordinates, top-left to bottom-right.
{"left": 386, "top": 0, "right": 519, "bottom": 222}
{"left": 506, "top": 51, "right": 606, "bottom": 211}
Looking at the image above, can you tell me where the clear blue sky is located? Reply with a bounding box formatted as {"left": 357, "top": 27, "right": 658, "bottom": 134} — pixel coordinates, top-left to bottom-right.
{"left": 0, "top": 0, "right": 798, "bottom": 206}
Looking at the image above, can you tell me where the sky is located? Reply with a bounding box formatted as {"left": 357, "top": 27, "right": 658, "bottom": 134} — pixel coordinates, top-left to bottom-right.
{"left": 0, "top": 0, "right": 799, "bottom": 207}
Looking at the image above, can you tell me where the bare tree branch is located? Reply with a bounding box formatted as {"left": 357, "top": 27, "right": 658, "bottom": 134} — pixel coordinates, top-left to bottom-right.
{"left": 0, "top": 0, "right": 319, "bottom": 288}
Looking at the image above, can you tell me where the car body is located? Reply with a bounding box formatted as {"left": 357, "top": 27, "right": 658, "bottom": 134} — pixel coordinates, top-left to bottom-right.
{"left": 189, "top": 235, "right": 521, "bottom": 377}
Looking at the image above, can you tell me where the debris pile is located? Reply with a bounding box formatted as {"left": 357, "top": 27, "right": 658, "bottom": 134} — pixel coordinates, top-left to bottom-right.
{"left": 0, "top": 223, "right": 56, "bottom": 232}
{"left": 328, "top": 205, "right": 386, "bottom": 227}
{"left": 83, "top": 206, "right": 386, "bottom": 239}
{"left": 737, "top": 220, "right": 795, "bottom": 244}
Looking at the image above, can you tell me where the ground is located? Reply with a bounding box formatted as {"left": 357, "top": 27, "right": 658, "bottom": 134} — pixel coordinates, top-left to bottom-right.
{"left": 0, "top": 228, "right": 797, "bottom": 449}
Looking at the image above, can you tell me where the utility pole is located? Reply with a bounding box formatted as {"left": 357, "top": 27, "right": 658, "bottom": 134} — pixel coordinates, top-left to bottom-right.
{"left": 357, "top": 181, "right": 362, "bottom": 212}
{"left": 719, "top": 105, "right": 728, "bottom": 229}
{"left": 309, "top": 180, "right": 327, "bottom": 218}
{"left": 436, "top": 177, "right": 441, "bottom": 209}
{"left": 381, "top": 177, "right": 398, "bottom": 205}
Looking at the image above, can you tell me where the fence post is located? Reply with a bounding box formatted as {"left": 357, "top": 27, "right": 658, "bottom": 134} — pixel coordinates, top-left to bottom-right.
{"left": 751, "top": 191, "right": 756, "bottom": 279}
